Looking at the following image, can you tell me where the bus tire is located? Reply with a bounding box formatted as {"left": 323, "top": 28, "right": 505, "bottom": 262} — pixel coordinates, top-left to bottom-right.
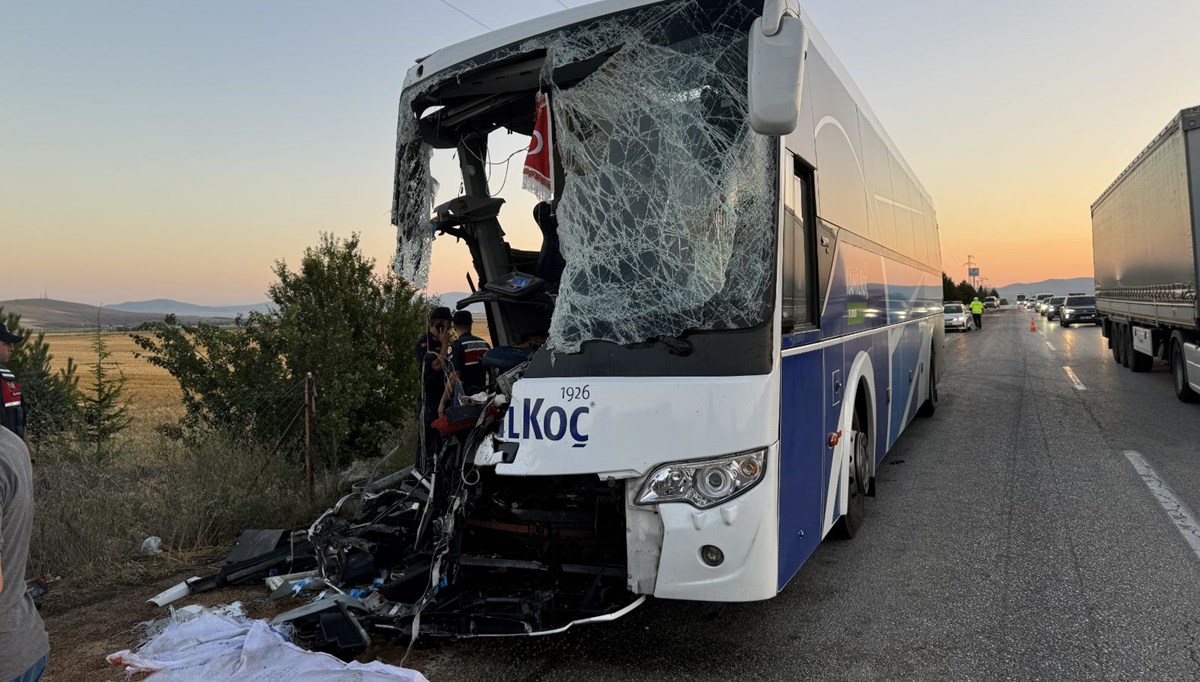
{"left": 1171, "top": 338, "right": 1199, "bottom": 403}
{"left": 917, "top": 348, "right": 937, "bottom": 418}
{"left": 833, "top": 398, "right": 869, "bottom": 539}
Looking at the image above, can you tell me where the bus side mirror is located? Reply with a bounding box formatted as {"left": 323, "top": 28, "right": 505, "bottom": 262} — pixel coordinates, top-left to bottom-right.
{"left": 747, "top": 3, "right": 806, "bottom": 135}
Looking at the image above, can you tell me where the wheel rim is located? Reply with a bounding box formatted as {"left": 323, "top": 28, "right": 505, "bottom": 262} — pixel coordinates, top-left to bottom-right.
{"left": 851, "top": 428, "right": 869, "bottom": 497}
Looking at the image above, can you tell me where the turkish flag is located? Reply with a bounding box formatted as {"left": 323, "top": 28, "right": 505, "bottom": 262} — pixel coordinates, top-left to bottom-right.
{"left": 522, "top": 91, "right": 554, "bottom": 201}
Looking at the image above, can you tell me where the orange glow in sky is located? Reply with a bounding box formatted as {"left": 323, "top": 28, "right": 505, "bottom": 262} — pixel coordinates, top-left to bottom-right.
{"left": 3, "top": 1, "right": 1199, "bottom": 305}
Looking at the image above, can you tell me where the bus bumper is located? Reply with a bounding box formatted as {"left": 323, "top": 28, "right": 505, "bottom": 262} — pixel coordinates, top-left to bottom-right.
{"left": 645, "top": 442, "right": 780, "bottom": 602}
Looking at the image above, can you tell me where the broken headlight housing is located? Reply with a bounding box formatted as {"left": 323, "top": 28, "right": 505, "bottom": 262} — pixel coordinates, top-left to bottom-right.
{"left": 635, "top": 449, "right": 766, "bottom": 509}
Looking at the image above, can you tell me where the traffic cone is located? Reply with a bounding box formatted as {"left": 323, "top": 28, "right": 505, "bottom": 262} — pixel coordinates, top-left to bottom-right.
{"left": 1029, "top": 317, "right": 1037, "bottom": 332}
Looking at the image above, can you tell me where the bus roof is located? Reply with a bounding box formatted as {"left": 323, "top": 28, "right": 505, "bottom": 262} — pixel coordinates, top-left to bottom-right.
{"left": 400, "top": 1, "right": 931, "bottom": 203}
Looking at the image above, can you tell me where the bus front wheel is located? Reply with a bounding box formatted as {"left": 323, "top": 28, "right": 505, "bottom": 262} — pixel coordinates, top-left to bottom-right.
{"left": 834, "top": 400, "right": 869, "bottom": 539}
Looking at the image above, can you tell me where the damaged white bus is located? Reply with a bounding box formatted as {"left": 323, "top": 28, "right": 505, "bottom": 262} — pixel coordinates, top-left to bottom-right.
{"left": 339, "top": 0, "right": 942, "bottom": 638}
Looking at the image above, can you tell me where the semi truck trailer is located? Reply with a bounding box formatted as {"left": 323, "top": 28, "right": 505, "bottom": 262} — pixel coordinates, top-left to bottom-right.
{"left": 1091, "top": 105, "right": 1200, "bottom": 402}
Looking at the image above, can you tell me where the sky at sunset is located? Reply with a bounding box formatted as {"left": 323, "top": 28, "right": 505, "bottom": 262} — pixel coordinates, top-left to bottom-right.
{"left": 3, "top": 0, "right": 1199, "bottom": 305}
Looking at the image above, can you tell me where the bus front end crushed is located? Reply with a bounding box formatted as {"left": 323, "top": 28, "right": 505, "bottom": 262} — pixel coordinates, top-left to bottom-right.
{"left": 279, "top": 0, "right": 781, "bottom": 645}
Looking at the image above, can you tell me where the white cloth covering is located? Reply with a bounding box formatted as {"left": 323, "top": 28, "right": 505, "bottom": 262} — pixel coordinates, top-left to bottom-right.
{"left": 107, "top": 608, "right": 427, "bottom": 681}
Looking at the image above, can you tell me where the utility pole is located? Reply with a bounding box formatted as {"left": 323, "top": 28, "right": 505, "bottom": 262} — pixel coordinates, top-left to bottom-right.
{"left": 304, "top": 372, "right": 314, "bottom": 490}
{"left": 963, "top": 255, "right": 980, "bottom": 290}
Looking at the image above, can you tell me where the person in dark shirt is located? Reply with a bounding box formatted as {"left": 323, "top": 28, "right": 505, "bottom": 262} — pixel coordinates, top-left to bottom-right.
{"left": 414, "top": 307, "right": 452, "bottom": 473}
{"left": 438, "top": 311, "right": 492, "bottom": 417}
{"left": 0, "top": 323, "right": 28, "bottom": 446}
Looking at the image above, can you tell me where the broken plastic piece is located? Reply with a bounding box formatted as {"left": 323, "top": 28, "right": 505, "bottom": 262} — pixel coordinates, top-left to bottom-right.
{"left": 264, "top": 570, "right": 320, "bottom": 593}
{"left": 315, "top": 603, "right": 372, "bottom": 659}
{"left": 270, "top": 594, "right": 369, "bottom": 628}
{"left": 148, "top": 576, "right": 203, "bottom": 608}
{"left": 225, "top": 529, "right": 288, "bottom": 564}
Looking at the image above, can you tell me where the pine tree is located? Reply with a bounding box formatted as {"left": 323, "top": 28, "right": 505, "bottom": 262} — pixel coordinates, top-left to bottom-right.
{"left": 1, "top": 308, "right": 81, "bottom": 441}
{"left": 81, "top": 319, "right": 132, "bottom": 462}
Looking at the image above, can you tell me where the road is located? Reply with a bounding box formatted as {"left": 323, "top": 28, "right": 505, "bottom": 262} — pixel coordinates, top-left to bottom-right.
{"left": 417, "top": 308, "right": 1200, "bottom": 681}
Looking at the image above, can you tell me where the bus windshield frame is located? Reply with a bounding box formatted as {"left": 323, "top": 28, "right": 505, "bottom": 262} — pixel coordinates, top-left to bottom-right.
{"left": 392, "top": 0, "right": 777, "bottom": 377}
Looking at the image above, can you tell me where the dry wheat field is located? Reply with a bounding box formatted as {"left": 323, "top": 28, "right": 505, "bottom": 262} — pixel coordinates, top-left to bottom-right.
{"left": 43, "top": 332, "right": 186, "bottom": 435}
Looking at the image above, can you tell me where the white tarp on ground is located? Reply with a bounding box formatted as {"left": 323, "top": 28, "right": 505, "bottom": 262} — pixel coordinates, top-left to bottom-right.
{"left": 107, "top": 609, "right": 427, "bottom": 681}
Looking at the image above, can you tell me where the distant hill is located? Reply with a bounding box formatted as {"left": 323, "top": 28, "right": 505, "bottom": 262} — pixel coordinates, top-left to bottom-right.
{"left": 996, "top": 277, "right": 1095, "bottom": 301}
{"left": 111, "top": 298, "right": 272, "bottom": 318}
{"left": 0, "top": 298, "right": 238, "bottom": 331}
{"left": 435, "top": 291, "right": 484, "bottom": 313}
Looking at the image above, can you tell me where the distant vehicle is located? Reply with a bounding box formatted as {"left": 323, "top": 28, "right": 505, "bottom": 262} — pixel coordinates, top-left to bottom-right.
{"left": 1059, "top": 295, "right": 1100, "bottom": 327}
{"left": 984, "top": 296, "right": 999, "bottom": 310}
{"left": 1092, "top": 104, "right": 1200, "bottom": 402}
{"left": 943, "top": 303, "right": 974, "bottom": 332}
{"left": 1034, "top": 293, "right": 1054, "bottom": 314}
{"left": 1044, "top": 295, "right": 1067, "bottom": 320}
{"left": 1016, "top": 294, "right": 1027, "bottom": 304}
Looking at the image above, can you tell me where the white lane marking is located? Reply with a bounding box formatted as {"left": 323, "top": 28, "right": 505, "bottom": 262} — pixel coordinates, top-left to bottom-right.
{"left": 1046, "top": 341, "right": 1056, "bottom": 351}
{"left": 1063, "top": 366, "right": 1086, "bottom": 390}
{"left": 1124, "top": 450, "right": 1200, "bottom": 560}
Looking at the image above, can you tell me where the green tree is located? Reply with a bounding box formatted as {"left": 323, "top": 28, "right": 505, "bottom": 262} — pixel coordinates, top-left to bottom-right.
{"left": 941, "top": 272, "right": 957, "bottom": 302}
{"left": 955, "top": 279, "right": 978, "bottom": 304}
{"left": 79, "top": 320, "right": 132, "bottom": 462}
{"left": 134, "top": 233, "right": 431, "bottom": 466}
{"left": 0, "top": 308, "right": 81, "bottom": 442}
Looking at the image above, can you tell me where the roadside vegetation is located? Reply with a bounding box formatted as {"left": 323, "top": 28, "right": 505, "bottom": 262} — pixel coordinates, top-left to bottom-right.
{"left": 3, "top": 233, "right": 432, "bottom": 584}
{"left": 942, "top": 272, "right": 999, "bottom": 304}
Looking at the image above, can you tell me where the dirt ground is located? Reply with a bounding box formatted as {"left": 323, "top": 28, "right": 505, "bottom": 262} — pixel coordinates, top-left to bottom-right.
{"left": 38, "top": 556, "right": 439, "bottom": 680}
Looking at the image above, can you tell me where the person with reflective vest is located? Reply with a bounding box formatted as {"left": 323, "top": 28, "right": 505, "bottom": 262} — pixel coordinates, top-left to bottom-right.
{"left": 0, "top": 323, "right": 27, "bottom": 444}
{"left": 969, "top": 297, "right": 984, "bottom": 330}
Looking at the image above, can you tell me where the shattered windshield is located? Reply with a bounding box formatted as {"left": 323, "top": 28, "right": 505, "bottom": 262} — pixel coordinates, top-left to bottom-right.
{"left": 393, "top": 0, "right": 775, "bottom": 355}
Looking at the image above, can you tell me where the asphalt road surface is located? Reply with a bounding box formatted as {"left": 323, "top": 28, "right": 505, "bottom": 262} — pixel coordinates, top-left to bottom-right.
{"left": 420, "top": 308, "right": 1200, "bottom": 681}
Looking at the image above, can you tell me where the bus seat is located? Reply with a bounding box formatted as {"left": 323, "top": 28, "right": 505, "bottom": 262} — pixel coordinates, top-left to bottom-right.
{"left": 533, "top": 202, "right": 566, "bottom": 285}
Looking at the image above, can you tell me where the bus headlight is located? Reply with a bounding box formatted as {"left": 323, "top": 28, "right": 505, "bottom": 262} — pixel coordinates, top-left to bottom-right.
{"left": 635, "top": 449, "right": 766, "bottom": 509}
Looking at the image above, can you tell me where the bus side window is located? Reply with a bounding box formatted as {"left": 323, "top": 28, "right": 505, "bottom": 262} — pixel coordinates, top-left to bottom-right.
{"left": 785, "top": 156, "right": 817, "bottom": 330}
{"left": 782, "top": 169, "right": 796, "bottom": 331}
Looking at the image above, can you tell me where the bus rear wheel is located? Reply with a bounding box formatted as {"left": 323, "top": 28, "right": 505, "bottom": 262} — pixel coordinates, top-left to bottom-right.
{"left": 834, "top": 402, "right": 869, "bottom": 539}
{"left": 917, "top": 350, "right": 937, "bottom": 418}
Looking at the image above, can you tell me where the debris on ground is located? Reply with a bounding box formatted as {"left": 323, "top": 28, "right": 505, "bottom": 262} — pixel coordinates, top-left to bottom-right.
{"left": 108, "top": 604, "right": 428, "bottom": 681}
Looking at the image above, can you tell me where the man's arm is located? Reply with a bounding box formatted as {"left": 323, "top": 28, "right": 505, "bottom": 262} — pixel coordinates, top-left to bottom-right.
{"left": 438, "top": 371, "right": 461, "bottom": 417}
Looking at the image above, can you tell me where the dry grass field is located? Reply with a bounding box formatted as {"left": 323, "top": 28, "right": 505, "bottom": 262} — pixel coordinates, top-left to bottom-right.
{"left": 43, "top": 331, "right": 186, "bottom": 437}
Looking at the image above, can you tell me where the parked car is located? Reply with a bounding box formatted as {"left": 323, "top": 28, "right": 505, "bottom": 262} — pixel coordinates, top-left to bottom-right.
{"left": 984, "top": 296, "right": 999, "bottom": 309}
{"left": 1044, "top": 295, "right": 1067, "bottom": 320}
{"left": 943, "top": 303, "right": 974, "bottom": 332}
{"left": 1059, "top": 295, "right": 1101, "bottom": 327}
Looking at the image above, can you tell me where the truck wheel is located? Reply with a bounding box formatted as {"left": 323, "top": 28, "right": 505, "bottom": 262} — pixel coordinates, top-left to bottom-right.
{"left": 1120, "top": 325, "right": 1132, "bottom": 368}
{"left": 1171, "top": 340, "right": 1199, "bottom": 403}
